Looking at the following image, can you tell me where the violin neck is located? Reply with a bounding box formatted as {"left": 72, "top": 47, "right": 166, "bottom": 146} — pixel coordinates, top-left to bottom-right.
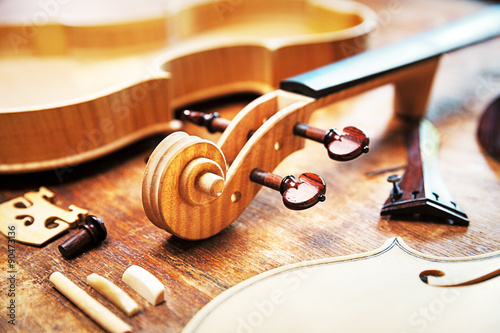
{"left": 280, "top": 5, "right": 500, "bottom": 99}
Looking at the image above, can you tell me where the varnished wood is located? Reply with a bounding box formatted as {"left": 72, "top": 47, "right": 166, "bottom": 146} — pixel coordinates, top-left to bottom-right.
{"left": 1, "top": 1, "right": 500, "bottom": 332}
{"left": 477, "top": 95, "right": 500, "bottom": 161}
{"left": 180, "top": 110, "right": 370, "bottom": 161}
{"left": 142, "top": 22, "right": 485, "bottom": 240}
{"left": 380, "top": 119, "right": 469, "bottom": 225}
{"left": 58, "top": 215, "right": 107, "bottom": 258}
{"left": 249, "top": 169, "right": 327, "bottom": 210}
{"left": 0, "top": 0, "right": 374, "bottom": 173}
{"left": 178, "top": 110, "right": 232, "bottom": 134}
{"left": 293, "top": 123, "right": 370, "bottom": 161}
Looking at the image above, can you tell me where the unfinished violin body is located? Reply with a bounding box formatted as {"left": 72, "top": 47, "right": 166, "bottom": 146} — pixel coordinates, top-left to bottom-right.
{"left": 0, "top": 0, "right": 374, "bottom": 173}
{"left": 183, "top": 238, "right": 500, "bottom": 333}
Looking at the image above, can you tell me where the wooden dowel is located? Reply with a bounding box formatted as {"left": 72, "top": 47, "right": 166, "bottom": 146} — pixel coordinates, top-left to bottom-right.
{"left": 196, "top": 172, "right": 225, "bottom": 197}
{"left": 293, "top": 123, "right": 326, "bottom": 144}
{"left": 50, "top": 272, "right": 132, "bottom": 333}
{"left": 250, "top": 168, "right": 282, "bottom": 192}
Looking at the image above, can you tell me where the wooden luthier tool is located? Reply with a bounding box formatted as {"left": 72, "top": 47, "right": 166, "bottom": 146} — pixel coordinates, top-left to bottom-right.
{"left": 183, "top": 238, "right": 500, "bottom": 333}
{"left": 143, "top": 7, "right": 500, "bottom": 240}
{"left": 380, "top": 119, "right": 469, "bottom": 225}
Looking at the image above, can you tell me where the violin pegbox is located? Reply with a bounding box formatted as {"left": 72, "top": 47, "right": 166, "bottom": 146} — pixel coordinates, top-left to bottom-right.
{"left": 142, "top": 90, "right": 372, "bottom": 240}
{"left": 180, "top": 109, "right": 370, "bottom": 162}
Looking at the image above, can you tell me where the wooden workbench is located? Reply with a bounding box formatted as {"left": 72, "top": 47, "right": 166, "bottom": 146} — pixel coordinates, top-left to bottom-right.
{"left": 1, "top": 0, "right": 499, "bottom": 331}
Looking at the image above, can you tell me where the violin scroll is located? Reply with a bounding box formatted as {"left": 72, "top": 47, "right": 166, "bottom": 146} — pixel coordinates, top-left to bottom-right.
{"left": 142, "top": 132, "right": 228, "bottom": 236}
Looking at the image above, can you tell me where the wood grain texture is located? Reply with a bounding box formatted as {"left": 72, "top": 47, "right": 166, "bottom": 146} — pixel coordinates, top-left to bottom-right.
{"left": 183, "top": 238, "right": 500, "bottom": 332}
{"left": 0, "top": 0, "right": 374, "bottom": 173}
{"left": 1, "top": 0, "right": 500, "bottom": 332}
{"left": 380, "top": 119, "right": 469, "bottom": 225}
{"left": 477, "top": 95, "right": 500, "bottom": 160}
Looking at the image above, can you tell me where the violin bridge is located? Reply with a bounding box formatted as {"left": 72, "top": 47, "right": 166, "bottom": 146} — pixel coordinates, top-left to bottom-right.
{"left": 0, "top": 187, "right": 87, "bottom": 246}
{"left": 380, "top": 119, "right": 469, "bottom": 226}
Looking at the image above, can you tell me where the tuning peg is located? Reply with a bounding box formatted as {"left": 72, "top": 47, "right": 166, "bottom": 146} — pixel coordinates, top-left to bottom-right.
{"left": 179, "top": 110, "right": 368, "bottom": 161}
{"left": 177, "top": 110, "right": 230, "bottom": 133}
{"left": 293, "top": 123, "right": 369, "bottom": 161}
{"left": 178, "top": 110, "right": 369, "bottom": 161}
{"left": 249, "top": 168, "right": 326, "bottom": 210}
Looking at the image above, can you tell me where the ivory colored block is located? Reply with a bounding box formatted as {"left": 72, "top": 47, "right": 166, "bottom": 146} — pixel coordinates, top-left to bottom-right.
{"left": 50, "top": 272, "right": 132, "bottom": 333}
{"left": 87, "top": 273, "right": 139, "bottom": 317}
{"left": 122, "top": 265, "right": 165, "bottom": 306}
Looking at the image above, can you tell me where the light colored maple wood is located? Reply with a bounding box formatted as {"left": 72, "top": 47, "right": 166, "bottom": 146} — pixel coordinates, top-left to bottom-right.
{"left": 2, "top": 1, "right": 499, "bottom": 332}
{"left": 142, "top": 91, "right": 318, "bottom": 240}
{"left": 122, "top": 265, "right": 165, "bottom": 306}
{"left": 0, "top": 187, "right": 87, "bottom": 246}
{"left": 0, "top": 0, "right": 374, "bottom": 173}
{"left": 196, "top": 171, "right": 225, "bottom": 198}
{"left": 142, "top": 56, "right": 442, "bottom": 240}
{"left": 184, "top": 237, "right": 500, "bottom": 333}
{"left": 87, "top": 273, "right": 140, "bottom": 317}
{"left": 50, "top": 272, "right": 133, "bottom": 333}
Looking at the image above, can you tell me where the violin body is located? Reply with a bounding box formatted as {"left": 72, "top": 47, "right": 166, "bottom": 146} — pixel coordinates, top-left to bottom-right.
{"left": 184, "top": 238, "right": 500, "bottom": 333}
{"left": 0, "top": 0, "right": 374, "bottom": 173}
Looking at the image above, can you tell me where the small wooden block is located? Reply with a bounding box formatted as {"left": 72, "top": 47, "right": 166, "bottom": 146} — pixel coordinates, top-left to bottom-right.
{"left": 50, "top": 272, "right": 132, "bottom": 333}
{"left": 87, "top": 273, "right": 139, "bottom": 317}
{"left": 122, "top": 265, "right": 165, "bottom": 306}
{"left": 0, "top": 187, "right": 87, "bottom": 246}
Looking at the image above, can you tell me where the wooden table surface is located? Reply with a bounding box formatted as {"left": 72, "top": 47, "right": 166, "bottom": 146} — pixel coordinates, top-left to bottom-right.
{"left": 1, "top": 0, "right": 500, "bottom": 332}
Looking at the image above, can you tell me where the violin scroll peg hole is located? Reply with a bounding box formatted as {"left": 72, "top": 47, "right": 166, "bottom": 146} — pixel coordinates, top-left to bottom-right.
{"left": 231, "top": 192, "right": 241, "bottom": 203}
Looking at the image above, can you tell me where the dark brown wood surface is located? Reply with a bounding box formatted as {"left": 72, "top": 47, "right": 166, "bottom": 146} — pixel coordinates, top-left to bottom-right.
{"left": 2, "top": 0, "right": 500, "bottom": 332}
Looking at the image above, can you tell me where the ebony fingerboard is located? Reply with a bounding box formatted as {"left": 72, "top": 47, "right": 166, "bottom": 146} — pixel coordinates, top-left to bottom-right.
{"left": 280, "top": 5, "right": 500, "bottom": 99}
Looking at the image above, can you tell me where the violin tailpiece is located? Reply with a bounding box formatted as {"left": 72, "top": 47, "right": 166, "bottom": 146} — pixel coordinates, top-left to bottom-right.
{"left": 380, "top": 119, "right": 469, "bottom": 226}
